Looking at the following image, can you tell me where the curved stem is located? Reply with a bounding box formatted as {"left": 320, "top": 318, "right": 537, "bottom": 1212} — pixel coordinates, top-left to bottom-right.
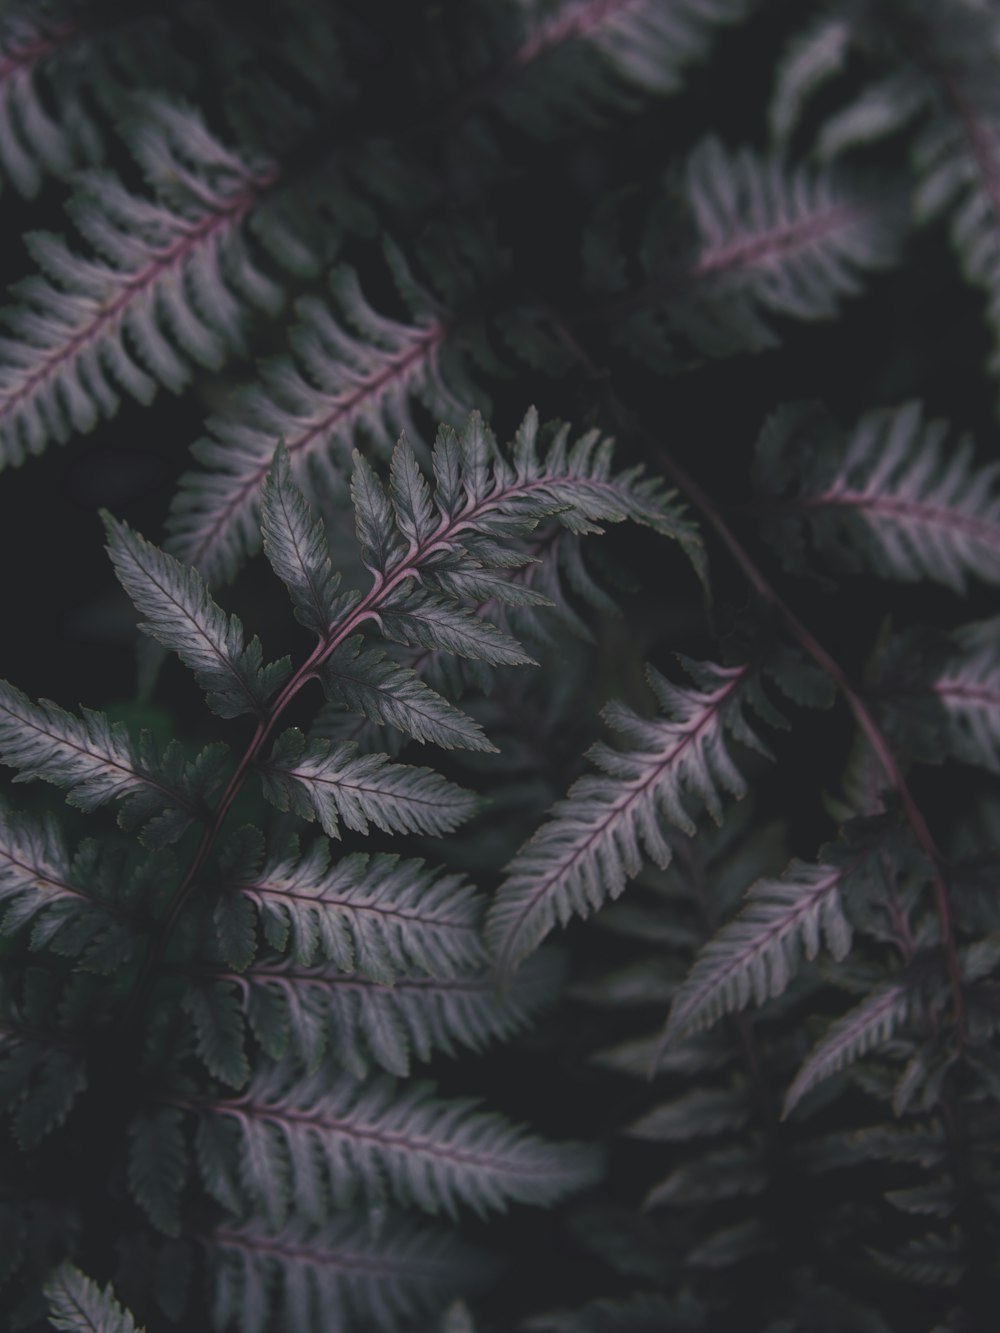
{"left": 638, "top": 406, "right": 965, "bottom": 1038}
{"left": 130, "top": 470, "right": 578, "bottom": 1011}
{"left": 540, "top": 304, "right": 966, "bottom": 1038}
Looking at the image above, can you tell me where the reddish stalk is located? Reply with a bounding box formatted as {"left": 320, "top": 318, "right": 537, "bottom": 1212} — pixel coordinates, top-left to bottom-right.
{"left": 640, "top": 417, "right": 966, "bottom": 1039}
{"left": 133, "top": 467, "right": 620, "bottom": 1006}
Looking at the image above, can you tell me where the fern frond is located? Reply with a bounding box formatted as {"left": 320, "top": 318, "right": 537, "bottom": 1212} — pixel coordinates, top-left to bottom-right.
{"left": 228, "top": 950, "right": 559, "bottom": 1077}
{"left": 319, "top": 637, "right": 495, "bottom": 753}
{"left": 225, "top": 833, "right": 485, "bottom": 979}
{"left": 487, "top": 658, "right": 780, "bottom": 974}
{"left": 44, "top": 1262, "right": 144, "bottom": 1333}
{"left": 0, "top": 994, "right": 87, "bottom": 1149}
{"left": 769, "top": 13, "right": 855, "bottom": 147}
{"left": 259, "top": 728, "right": 479, "bottom": 838}
{"left": 596, "top": 137, "right": 898, "bottom": 362}
{"left": 868, "top": 1227, "right": 965, "bottom": 1287}
{"left": 0, "top": 680, "right": 210, "bottom": 844}
{"left": 493, "top": 0, "right": 750, "bottom": 132}
{"left": 126, "top": 1106, "right": 187, "bottom": 1237}
{"left": 911, "top": 10, "right": 1000, "bottom": 383}
{"left": 260, "top": 441, "right": 345, "bottom": 636}
{"left": 205, "top": 1212, "right": 493, "bottom": 1333}
{"left": 644, "top": 1143, "right": 767, "bottom": 1208}
{"left": 0, "top": 10, "right": 91, "bottom": 197}
{"left": 195, "top": 1063, "right": 601, "bottom": 1224}
{"left": 166, "top": 263, "right": 475, "bottom": 585}
{"left": 662, "top": 856, "right": 858, "bottom": 1044}
{"left": 0, "top": 100, "right": 281, "bottom": 469}
{"left": 378, "top": 589, "right": 538, "bottom": 666}
{"left": 683, "top": 138, "right": 895, "bottom": 345}
{"left": 755, "top": 400, "right": 1000, "bottom": 590}
{"left": 783, "top": 979, "right": 912, "bottom": 1117}
{"left": 624, "top": 1086, "right": 749, "bottom": 1141}
{"left": 103, "top": 515, "right": 289, "bottom": 719}
{"left": 929, "top": 619, "right": 1000, "bottom": 772}
{"left": 0, "top": 802, "right": 141, "bottom": 971}
{"left": 523, "top": 1290, "right": 708, "bottom": 1332}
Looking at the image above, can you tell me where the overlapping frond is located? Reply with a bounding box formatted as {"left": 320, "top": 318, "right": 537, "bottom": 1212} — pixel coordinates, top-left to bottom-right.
{"left": 662, "top": 855, "right": 859, "bottom": 1043}
{"left": 205, "top": 1213, "right": 493, "bottom": 1333}
{"left": 222, "top": 833, "right": 486, "bottom": 979}
{"left": 0, "top": 100, "right": 282, "bottom": 469}
{"left": 166, "top": 263, "right": 478, "bottom": 585}
{"left": 754, "top": 400, "right": 1000, "bottom": 590}
{"left": 44, "top": 1262, "right": 144, "bottom": 1333}
{"left": 487, "top": 658, "right": 782, "bottom": 974}
{"left": 194, "top": 1063, "right": 601, "bottom": 1224}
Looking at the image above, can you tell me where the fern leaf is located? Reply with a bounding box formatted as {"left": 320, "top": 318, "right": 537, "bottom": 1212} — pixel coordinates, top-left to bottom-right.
{"left": 911, "top": 15, "right": 1000, "bottom": 383}
{"left": 165, "top": 265, "right": 471, "bottom": 585}
{"left": 0, "top": 1024, "right": 87, "bottom": 1149}
{"left": 379, "top": 589, "right": 538, "bottom": 667}
{"left": 929, "top": 619, "right": 1000, "bottom": 771}
{"left": 319, "top": 636, "right": 495, "bottom": 753}
{"left": 260, "top": 442, "right": 344, "bottom": 635}
{"left": 0, "top": 801, "right": 138, "bottom": 969}
{"left": 769, "top": 14, "right": 855, "bottom": 147}
{"left": 645, "top": 1144, "right": 767, "bottom": 1209}
{"left": 597, "top": 138, "right": 897, "bottom": 363}
{"left": 206, "top": 1213, "right": 494, "bottom": 1333}
{"left": 522, "top": 1290, "right": 709, "bottom": 1333}
{"left": 783, "top": 979, "right": 911, "bottom": 1117}
{"left": 885, "top": 1181, "right": 956, "bottom": 1219}
{"left": 235, "top": 949, "right": 559, "bottom": 1077}
{"left": 507, "top": 410, "right": 704, "bottom": 562}
{"left": 0, "top": 680, "right": 199, "bottom": 832}
{"left": 868, "top": 1227, "right": 965, "bottom": 1287}
{"left": 493, "top": 0, "right": 749, "bottom": 133}
{"left": 487, "top": 659, "right": 777, "bottom": 974}
{"left": 681, "top": 139, "right": 896, "bottom": 350}
{"left": 197, "top": 1063, "right": 601, "bottom": 1224}
{"left": 351, "top": 449, "right": 407, "bottom": 576}
{"left": 755, "top": 401, "right": 1000, "bottom": 591}
{"left": 662, "top": 857, "right": 857, "bottom": 1044}
{"left": 182, "top": 981, "right": 250, "bottom": 1089}
{"left": 44, "top": 1263, "right": 144, "bottom": 1333}
{"left": 227, "top": 834, "right": 485, "bottom": 979}
{"left": 103, "top": 515, "right": 289, "bottom": 719}
{"left": 126, "top": 1107, "right": 187, "bottom": 1237}
{"left": 260, "top": 728, "right": 479, "bottom": 838}
{"left": 0, "top": 12, "right": 90, "bottom": 197}
{"left": 625, "top": 1086, "right": 749, "bottom": 1141}
{"left": 0, "top": 100, "right": 280, "bottom": 469}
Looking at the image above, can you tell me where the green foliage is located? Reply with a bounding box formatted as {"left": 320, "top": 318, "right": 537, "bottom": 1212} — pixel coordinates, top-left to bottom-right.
{"left": 1, "top": 2, "right": 1000, "bottom": 1331}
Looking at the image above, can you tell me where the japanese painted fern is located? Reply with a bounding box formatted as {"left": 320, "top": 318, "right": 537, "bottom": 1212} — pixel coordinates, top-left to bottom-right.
{"left": 3, "top": 2, "right": 1000, "bottom": 1332}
